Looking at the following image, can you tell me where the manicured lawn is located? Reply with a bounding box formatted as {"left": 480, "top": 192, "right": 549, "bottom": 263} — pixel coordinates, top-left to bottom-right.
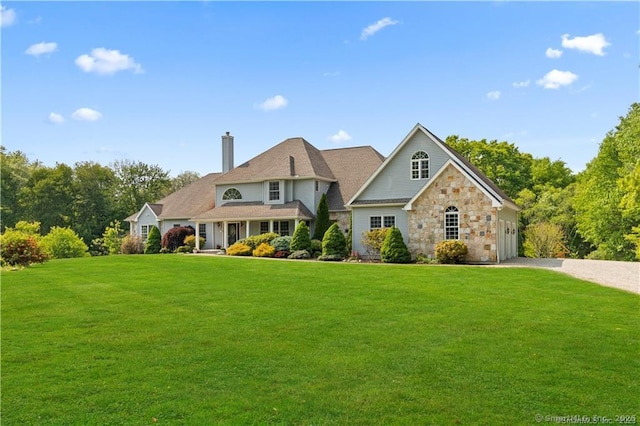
{"left": 2, "top": 255, "right": 638, "bottom": 425}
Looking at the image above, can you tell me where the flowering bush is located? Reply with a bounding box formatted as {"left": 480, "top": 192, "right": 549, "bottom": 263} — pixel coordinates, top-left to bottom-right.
{"left": 226, "top": 242, "right": 252, "bottom": 256}
{"left": 253, "top": 242, "right": 275, "bottom": 257}
{"left": 274, "top": 250, "right": 290, "bottom": 258}
{"left": 435, "top": 240, "right": 468, "bottom": 264}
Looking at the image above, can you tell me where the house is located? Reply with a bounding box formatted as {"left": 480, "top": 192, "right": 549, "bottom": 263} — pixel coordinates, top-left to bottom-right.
{"left": 126, "top": 124, "right": 519, "bottom": 263}
{"left": 347, "top": 123, "right": 520, "bottom": 263}
{"left": 126, "top": 132, "right": 385, "bottom": 250}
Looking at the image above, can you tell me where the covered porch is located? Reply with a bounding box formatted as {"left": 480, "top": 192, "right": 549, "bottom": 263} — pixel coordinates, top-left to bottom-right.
{"left": 192, "top": 201, "right": 314, "bottom": 250}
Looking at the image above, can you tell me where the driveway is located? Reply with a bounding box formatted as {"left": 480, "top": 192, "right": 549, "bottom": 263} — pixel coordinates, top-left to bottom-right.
{"left": 499, "top": 257, "right": 640, "bottom": 294}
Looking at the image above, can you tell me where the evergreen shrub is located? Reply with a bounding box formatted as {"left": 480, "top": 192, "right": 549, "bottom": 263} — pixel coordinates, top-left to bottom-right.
{"left": 226, "top": 242, "right": 252, "bottom": 256}
{"left": 144, "top": 226, "right": 162, "bottom": 254}
{"left": 313, "top": 193, "right": 331, "bottom": 240}
{"left": 0, "top": 225, "right": 48, "bottom": 267}
{"left": 183, "top": 234, "right": 205, "bottom": 250}
{"left": 253, "top": 242, "right": 275, "bottom": 257}
{"left": 319, "top": 223, "right": 347, "bottom": 261}
{"left": 290, "top": 222, "right": 312, "bottom": 252}
{"left": 288, "top": 249, "right": 310, "bottom": 259}
{"left": 380, "top": 227, "right": 411, "bottom": 264}
{"left": 176, "top": 245, "right": 193, "bottom": 254}
{"left": 270, "top": 236, "right": 292, "bottom": 252}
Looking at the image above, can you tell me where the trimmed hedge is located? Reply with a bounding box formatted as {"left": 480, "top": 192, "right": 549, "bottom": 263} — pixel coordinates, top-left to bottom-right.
{"left": 226, "top": 242, "right": 252, "bottom": 256}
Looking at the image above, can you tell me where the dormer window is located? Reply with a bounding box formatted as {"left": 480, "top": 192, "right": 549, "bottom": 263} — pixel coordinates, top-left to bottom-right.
{"left": 411, "top": 151, "right": 429, "bottom": 180}
{"left": 222, "top": 188, "right": 242, "bottom": 200}
{"left": 268, "top": 181, "right": 280, "bottom": 201}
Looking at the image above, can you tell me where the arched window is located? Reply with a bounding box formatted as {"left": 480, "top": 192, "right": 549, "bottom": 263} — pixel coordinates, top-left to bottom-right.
{"left": 444, "top": 206, "right": 459, "bottom": 240}
{"left": 222, "top": 188, "right": 242, "bottom": 201}
{"left": 411, "top": 151, "right": 429, "bottom": 180}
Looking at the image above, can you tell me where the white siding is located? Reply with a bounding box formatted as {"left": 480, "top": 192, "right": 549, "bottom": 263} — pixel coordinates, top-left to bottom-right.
{"left": 357, "top": 131, "right": 451, "bottom": 201}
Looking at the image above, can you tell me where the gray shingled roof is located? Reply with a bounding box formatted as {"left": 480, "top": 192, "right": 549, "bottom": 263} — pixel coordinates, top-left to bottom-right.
{"left": 213, "top": 137, "right": 336, "bottom": 184}
{"left": 321, "top": 146, "right": 385, "bottom": 211}
{"left": 192, "top": 200, "right": 314, "bottom": 221}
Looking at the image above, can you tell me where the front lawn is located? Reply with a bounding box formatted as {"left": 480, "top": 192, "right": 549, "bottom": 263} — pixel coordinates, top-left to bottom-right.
{"left": 2, "top": 256, "right": 638, "bottom": 424}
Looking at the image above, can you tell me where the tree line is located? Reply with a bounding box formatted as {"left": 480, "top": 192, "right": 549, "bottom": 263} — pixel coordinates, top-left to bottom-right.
{"left": 2, "top": 102, "right": 638, "bottom": 261}
{"left": 0, "top": 154, "right": 200, "bottom": 245}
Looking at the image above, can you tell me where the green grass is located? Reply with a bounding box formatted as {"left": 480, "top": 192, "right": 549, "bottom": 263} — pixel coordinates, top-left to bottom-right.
{"left": 2, "top": 256, "right": 639, "bottom": 425}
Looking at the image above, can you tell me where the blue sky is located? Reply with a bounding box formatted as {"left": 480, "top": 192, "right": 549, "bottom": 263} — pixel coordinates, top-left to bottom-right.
{"left": 2, "top": 1, "right": 638, "bottom": 177}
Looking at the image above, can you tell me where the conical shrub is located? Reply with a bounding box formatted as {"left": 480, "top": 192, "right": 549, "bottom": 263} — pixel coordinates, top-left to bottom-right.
{"left": 380, "top": 226, "right": 411, "bottom": 263}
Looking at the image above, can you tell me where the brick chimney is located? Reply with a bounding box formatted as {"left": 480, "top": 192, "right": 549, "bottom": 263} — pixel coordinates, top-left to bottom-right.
{"left": 222, "top": 131, "right": 234, "bottom": 173}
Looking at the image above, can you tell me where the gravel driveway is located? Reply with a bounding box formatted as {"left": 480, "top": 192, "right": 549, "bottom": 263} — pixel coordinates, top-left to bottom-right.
{"left": 498, "top": 257, "right": 640, "bottom": 294}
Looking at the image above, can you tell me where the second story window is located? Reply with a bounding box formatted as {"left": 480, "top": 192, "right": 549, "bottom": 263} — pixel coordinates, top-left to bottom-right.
{"left": 269, "top": 181, "right": 280, "bottom": 201}
{"left": 411, "top": 151, "right": 429, "bottom": 180}
{"left": 222, "top": 188, "right": 242, "bottom": 201}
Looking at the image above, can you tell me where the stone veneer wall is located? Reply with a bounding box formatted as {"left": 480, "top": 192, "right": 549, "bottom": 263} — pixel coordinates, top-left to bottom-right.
{"left": 329, "top": 211, "right": 351, "bottom": 235}
{"left": 406, "top": 164, "right": 498, "bottom": 262}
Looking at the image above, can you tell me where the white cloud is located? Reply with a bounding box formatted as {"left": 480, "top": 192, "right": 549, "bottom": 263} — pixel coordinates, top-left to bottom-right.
{"left": 536, "top": 69, "right": 578, "bottom": 89}
{"left": 254, "top": 95, "right": 288, "bottom": 111}
{"left": 1, "top": 6, "right": 17, "bottom": 27}
{"left": 25, "top": 42, "right": 58, "bottom": 57}
{"left": 545, "top": 47, "right": 563, "bottom": 58}
{"left": 486, "top": 91, "right": 501, "bottom": 100}
{"left": 360, "top": 17, "right": 399, "bottom": 41}
{"left": 48, "top": 112, "right": 65, "bottom": 124}
{"left": 512, "top": 80, "right": 530, "bottom": 88}
{"left": 75, "top": 48, "right": 143, "bottom": 75}
{"left": 71, "top": 108, "right": 103, "bottom": 121}
{"left": 561, "top": 33, "right": 610, "bottom": 56}
{"left": 329, "top": 130, "right": 352, "bottom": 143}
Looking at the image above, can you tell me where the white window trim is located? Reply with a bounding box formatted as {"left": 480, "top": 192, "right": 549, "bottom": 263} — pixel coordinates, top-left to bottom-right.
{"left": 369, "top": 215, "right": 396, "bottom": 230}
{"left": 222, "top": 187, "right": 242, "bottom": 201}
{"left": 444, "top": 206, "right": 459, "bottom": 240}
{"left": 268, "top": 180, "right": 281, "bottom": 202}
{"left": 410, "top": 151, "right": 430, "bottom": 180}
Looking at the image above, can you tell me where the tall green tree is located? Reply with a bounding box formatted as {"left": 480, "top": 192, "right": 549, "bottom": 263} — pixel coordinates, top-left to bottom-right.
{"left": 111, "top": 159, "right": 171, "bottom": 219}
{"left": 169, "top": 171, "right": 201, "bottom": 193}
{"left": 72, "top": 162, "right": 118, "bottom": 243}
{"left": 574, "top": 103, "right": 640, "bottom": 260}
{"left": 0, "top": 147, "right": 38, "bottom": 231}
{"left": 445, "top": 136, "right": 533, "bottom": 198}
{"left": 19, "top": 163, "right": 75, "bottom": 234}
{"left": 313, "top": 193, "right": 331, "bottom": 240}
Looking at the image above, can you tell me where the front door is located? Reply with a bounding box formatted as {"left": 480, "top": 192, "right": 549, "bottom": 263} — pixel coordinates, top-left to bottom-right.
{"left": 227, "top": 222, "right": 240, "bottom": 246}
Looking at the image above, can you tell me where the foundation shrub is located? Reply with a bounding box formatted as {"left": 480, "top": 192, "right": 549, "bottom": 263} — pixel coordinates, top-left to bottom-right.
{"left": 253, "top": 242, "right": 275, "bottom": 258}
{"left": 144, "top": 226, "right": 162, "bottom": 254}
{"left": 161, "top": 226, "right": 195, "bottom": 252}
{"left": 288, "top": 249, "right": 310, "bottom": 259}
{"left": 183, "top": 235, "right": 205, "bottom": 250}
{"left": 270, "top": 236, "right": 292, "bottom": 252}
{"left": 380, "top": 227, "right": 411, "bottom": 264}
{"left": 226, "top": 242, "right": 252, "bottom": 256}
{"left": 290, "top": 222, "right": 312, "bottom": 252}
{"left": 320, "top": 223, "right": 347, "bottom": 261}
{"left": 435, "top": 240, "right": 468, "bottom": 264}
{"left": 121, "top": 235, "right": 144, "bottom": 254}
{"left": 274, "top": 250, "right": 290, "bottom": 258}
{"left": 175, "top": 245, "right": 193, "bottom": 254}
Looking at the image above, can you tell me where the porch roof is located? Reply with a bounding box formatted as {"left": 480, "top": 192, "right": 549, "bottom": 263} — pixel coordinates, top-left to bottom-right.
{"left": 192, "top": 200, "right": 315, "bottom": 222}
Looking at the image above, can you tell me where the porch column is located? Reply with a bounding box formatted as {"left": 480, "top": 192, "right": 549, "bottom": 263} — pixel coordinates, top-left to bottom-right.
{"left": 195, "top": 222, "right": 201, "bottom": 251}
{"left": 269, "top": 220, "right": 274, "bottom": 233}
{"left": 223, "top": 221, "right": 228, "bottom": 248}
{"left": 245, "top": 220, "right": 250, "bottom": 238}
